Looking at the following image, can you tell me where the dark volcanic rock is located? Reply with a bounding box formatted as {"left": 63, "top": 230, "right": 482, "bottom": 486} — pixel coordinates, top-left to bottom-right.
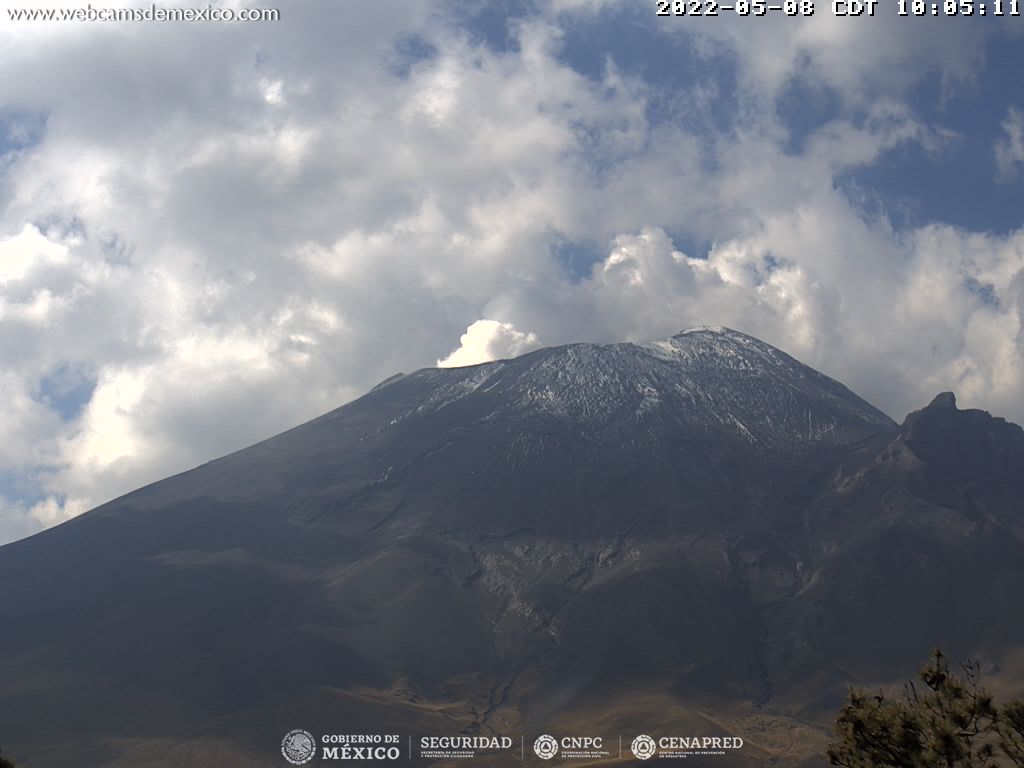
{"left": 900, "top": 390, "right": 1024, "bottom": 503}
{"left": 0, "top": 328, "right": 1021, "bottom": 767}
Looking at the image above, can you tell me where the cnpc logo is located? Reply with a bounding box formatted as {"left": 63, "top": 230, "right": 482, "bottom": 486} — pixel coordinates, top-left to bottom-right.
{"left": 533, "top": 734, "right": 605, "bottom": 759}
{"left": 533, "top": 735, "right": 559, "bottom": 759}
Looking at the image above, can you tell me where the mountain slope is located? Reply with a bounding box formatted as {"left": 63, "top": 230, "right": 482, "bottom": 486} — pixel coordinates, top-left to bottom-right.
{"left": 1, "top": 328, "right": 1021, "bottom": 768}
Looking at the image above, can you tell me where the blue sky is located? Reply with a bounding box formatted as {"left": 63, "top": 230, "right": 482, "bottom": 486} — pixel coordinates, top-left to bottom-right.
{"left": 0, "top": 0, "right": 1022, "bottom": 543}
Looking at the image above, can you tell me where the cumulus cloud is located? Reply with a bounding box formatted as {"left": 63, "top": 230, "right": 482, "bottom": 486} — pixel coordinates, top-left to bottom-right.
{"left": 539, "top": 223, "right": 1024, "bottom": 426}
{"left": 0, "top": 2, "right": 1021, "bottom": 544}
{"left": 437, "top": 319, "right": 541, "bottom": 367}
{"left": 0, "top": 223, "right": 71, "bottom": 284}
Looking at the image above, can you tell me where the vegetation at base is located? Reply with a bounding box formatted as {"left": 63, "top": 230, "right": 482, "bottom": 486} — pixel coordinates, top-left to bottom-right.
{"left": 0, "top": 748, "right": 15, "bottom": 768}
{"left": 829, "top": 649, "right": 1024, "bottom": 767}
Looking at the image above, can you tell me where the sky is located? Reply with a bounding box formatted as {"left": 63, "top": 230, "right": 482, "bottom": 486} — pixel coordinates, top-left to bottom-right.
{"left": 0, "top": 0, "right": 1022, "bottom": 544}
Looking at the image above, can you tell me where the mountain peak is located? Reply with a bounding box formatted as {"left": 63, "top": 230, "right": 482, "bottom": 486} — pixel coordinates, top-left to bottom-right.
{"left": 670, "top": 325, "right": 768, "bottom": 345}
{"left": 674, "top": 324, "right": 733, "bottom": 337}
{"left": 890, "top": 389, "right": 1024, "bottom": 505}
{"left": 378, "top": 327, "right": 895, "bottom": 454}
{"left": 926, "top": 391, "right": 957, "bottom": 411}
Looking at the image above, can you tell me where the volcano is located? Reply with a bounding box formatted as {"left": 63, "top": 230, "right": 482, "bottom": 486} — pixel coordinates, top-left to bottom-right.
{"left": 2, "top": 327, "right": 1023, "bottom": 767}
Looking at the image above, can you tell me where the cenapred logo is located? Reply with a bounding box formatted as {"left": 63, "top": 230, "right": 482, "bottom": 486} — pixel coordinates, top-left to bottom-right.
{"left": 533, "top": 734, "right": 559, "bottom": 759}
{"left": 281, "top": 729, "right": 316, "bottom": 765}
{"left": 631, "top": 734, "right": 657, "bottom": 761}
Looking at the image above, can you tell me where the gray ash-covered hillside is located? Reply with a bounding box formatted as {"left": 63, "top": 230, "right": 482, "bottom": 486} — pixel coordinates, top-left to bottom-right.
{"left": 2, "top": 327, "right": 1023, "bottom": 768}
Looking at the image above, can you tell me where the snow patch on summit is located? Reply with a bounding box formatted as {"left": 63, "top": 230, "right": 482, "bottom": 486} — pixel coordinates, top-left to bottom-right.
{"left": 393, "top": 327, "right": 894, "bottom": 450}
